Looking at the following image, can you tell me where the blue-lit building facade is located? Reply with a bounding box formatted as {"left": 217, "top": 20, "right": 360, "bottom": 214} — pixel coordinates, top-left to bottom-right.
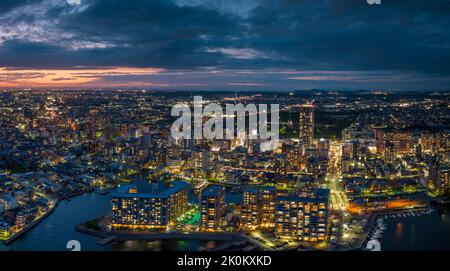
{"left": 111, "top": 180, "right": 189, "bottom": 230}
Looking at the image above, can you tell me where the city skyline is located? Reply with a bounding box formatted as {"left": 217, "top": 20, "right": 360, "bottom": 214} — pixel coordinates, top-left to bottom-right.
{"left": 0, "top": 0, "right": 449, "bottom": 254}
{"left": 1, "top": 0, "right": 450, "bottom": 91}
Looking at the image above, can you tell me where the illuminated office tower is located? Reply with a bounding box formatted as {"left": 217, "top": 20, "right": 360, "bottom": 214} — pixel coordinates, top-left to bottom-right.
{"left": 111, "top": 180, "right": 188, "bottom": 230}
{"left": 299, "top": 103, "right": 315, "bottom": 148}
{"left": 240, "top": 187, "right": 260, "bottom": 230}
{"left": 260, "top": 186, "right": 277, "bottom": 228}
{"left": 200, "top": 185, "right": 225, "bottom": 232}
{"left": 275, "top": 189, "right": 330, "bottom": 242}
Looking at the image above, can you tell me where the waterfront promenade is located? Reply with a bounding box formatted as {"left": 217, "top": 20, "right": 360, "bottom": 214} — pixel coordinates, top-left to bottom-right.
{"left": 1, "top": 189, "right": 92, "bottom": 246}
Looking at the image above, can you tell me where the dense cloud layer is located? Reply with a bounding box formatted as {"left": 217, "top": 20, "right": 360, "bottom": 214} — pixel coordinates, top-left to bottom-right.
{"left": 1, "top": 0, "right": 450, "bottom": 90}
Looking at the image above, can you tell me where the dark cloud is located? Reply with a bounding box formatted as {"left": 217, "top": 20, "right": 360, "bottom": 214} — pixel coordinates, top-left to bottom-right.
{"left": 0, "top": 0, "right": 242, "bottom": 69}
{"left": 1, "top": 0, "right": 450, "bottom": 90}
{"left": 0, "top": 0, "right": 41, "bottom": 15}
{"left": 244, "top": 0, "right": 450, "bottom": 74}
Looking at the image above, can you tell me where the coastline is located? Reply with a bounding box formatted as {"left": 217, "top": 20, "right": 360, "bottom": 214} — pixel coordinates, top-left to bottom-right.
{"left": 75, "top": 221, "right": 270, "bottom": 251}
{"left": 2, "top": 188, "right": 93, "bottom": 247}
{"left": 3, "top": 207, "right": 56, "bottom": 246}
{"left": 360, "top": 206, "right": 432, "bottom": 251}
{"left": 75, "top": 205, "right": 437, "bottom": 252}
{"left": 3, "top": 190, "right": 446, "bottom": 251}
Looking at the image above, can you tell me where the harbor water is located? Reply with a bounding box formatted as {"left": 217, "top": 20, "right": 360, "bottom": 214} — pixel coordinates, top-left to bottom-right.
{"left": 9, "top": 191, "right": 231, "bottom": 251}
{"left": 379, "top": 206, "right": 450, "bottom": 251}
{"left": 9, "top": 191, "right": 450, "bottom": 251}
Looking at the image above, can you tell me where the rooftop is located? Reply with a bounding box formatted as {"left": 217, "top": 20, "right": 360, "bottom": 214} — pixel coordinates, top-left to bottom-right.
{"left": 278, "top": 188, "right": 330, "bottom": 204}
{"left": 112, "top": 179, "right": 189, "bottom": 199}
{"left": 202, "top": 185, "right": 225, "bottom": 197}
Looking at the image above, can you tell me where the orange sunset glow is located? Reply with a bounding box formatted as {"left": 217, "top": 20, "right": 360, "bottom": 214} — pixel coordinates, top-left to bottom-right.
{"left": 0, "top": 67, "right": 165, "bottom": 88}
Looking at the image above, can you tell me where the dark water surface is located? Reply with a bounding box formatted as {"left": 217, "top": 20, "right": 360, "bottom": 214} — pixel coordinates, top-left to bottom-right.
{"left": 10, "top": 193, "right": 111, "bottom": 251}
{"left": 9, "top": 192, "right": 227, "bottom": 251}
{"left": 11, "top": 191, "right": 450, "bottom": 251}
{"left": 380, "top": 206, "right": 450, "bottom": 251}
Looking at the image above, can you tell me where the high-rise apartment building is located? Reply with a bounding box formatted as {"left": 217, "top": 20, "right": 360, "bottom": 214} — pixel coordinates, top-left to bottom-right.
{"left": 111, "top": 180, "right": 189, "bottom": 230}
{"left": 260, "top": 186, "right": 277, "bottom": 228}
{"left": 275, "top": 189, "right": 330, "bottom": 242}
{"left": 240, "top": 186, "right": 279, "bottom": 230}
{"left": 200, "top": 185, "right": 225, "bottom": 231}
{"left": 299, "top": 103, "right": 315, "bottom": 148}
{"left": 240, "top": 187, "right": 260, "bottom": 230}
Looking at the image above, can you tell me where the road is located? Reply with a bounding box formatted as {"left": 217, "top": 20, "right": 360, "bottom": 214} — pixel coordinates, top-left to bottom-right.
{"left": 327, "top": 175, "right": 349, "bottom": 211}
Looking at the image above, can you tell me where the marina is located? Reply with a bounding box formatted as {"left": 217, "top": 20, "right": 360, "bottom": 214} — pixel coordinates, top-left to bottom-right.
{"left": 363, "top": 207, "right": 447, "bottom": 251}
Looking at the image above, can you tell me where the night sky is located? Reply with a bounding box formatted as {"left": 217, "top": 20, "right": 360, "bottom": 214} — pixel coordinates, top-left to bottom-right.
{"left": 1, "top": 0, "right": 450, "bottom": 90}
